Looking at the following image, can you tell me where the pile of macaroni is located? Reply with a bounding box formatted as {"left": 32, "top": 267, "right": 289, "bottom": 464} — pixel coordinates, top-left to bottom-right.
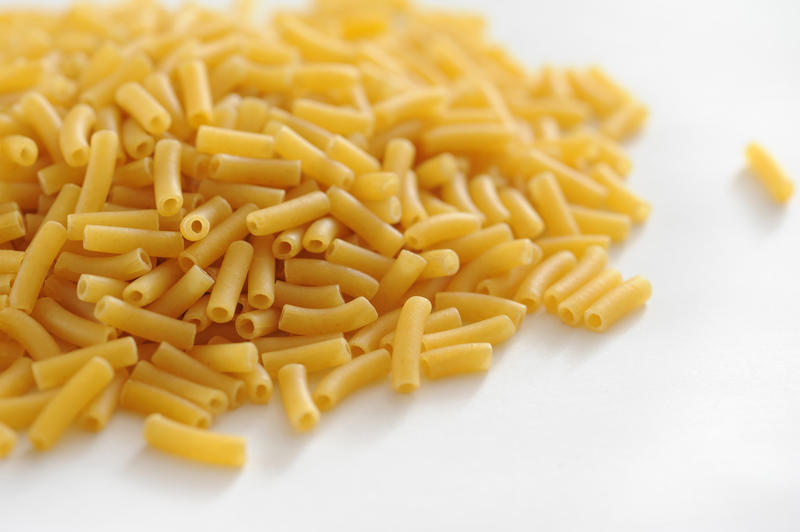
{"left": 0, "top": 0, "right": 652, "bottom": 466}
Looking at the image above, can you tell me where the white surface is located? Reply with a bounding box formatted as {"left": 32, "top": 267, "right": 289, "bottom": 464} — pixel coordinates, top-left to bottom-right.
{"left": 2, "top": 1, "right": 800, "bottom": 530}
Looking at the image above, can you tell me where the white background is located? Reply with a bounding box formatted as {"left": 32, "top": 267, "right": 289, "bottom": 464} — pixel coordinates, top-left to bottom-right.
{"left": 2, "top": 1, "right": 800, "bottom": 530}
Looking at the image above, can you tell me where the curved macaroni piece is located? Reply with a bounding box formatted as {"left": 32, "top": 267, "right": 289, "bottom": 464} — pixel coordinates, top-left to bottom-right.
{"left": 207, "top": 240, "right": 253, "bottom": 323}
{"left": 447, "top": 239, "right": 539, "bottom": 292}
{"left": 392, "top": 296, "right": 430, "bottom": 393}
{"left": 1, "top": 135, "right": 38, "bottom": 167}
{"left": 404, "top": 213, "right": 482, "bottom": 250}
{"left": 469, "top": 175, "right": 510, "bottom": 225}
{"left": 144, "top": 413, "right": 246, "bottom": 467}
{"left": 230, "top": 363, "right": 273, "bottom": 404}
{"left": 235, "top": 309, "right": 280, "bottom": 339}
{"left": 83, "top": 225, "right": 184, "bottom": 258}
{"left": 153, "top": 138, "right": 183, "bottom": 216}
{"left": 498, "top": 188, "right": 545, "bottom": 240}
{"left": 434, "top": 223, "right": 514, "bottom": 264}
{"left": 9, "top": 220, "right": 67, "bottom": 313}
{"left": 123, "top": 260, "right": 184, "bottom": 307}
{"left": 398, "top": 171, "right": 428, "bottom": 229}
{"left": 74, "top": 131, "right": 119, "bottom": 214}
{"left": 274, "top": 125, "right": 354, "bottom": 188}
{"left": 29, "top": 356, "right": 114, "bottom": 450}
{"left": 302, "top": 216, "right": 345, "bottom": 254}
{"left": 536, "top": 234, "right": 610, "bottom": 258}
{"left": 58, "top": 103, "right": 96, "bottom": 167}
{"left": 590, "top": 163, "right": 650, "bottom": 222}
{"left": 151, "top": 342, "right": 245, "bottom": 407}
{"left": 313, "top": 349, "right": 391, "bottom": 411}
{"left": 324, "top": 238, "right": 393, "bottom": 279}
{"left": 284, "top": 258, "right": 379, "bottom": 299}
{"left": 350, "top": 172, "right": 400, "bottom": 202}
{"left": 379, "top": 307, "right": 462, "bottom": 350}
{"left": 0, "top": 307, "right": 60, "bottom": 361}
{"left": 67, "top": 209, "right": 160, "bottom": 240}
{"left": 0, "top": 210, "right": 25, "bottom": 243}
{"left": 418, "top": 249, "right": 459, "bottom": 280}
{"left": 570, "top": 205, "right": 631, "bottom": 242}
{"left": 114, "top": 81, "right": 171, "bottom": 135}
{"left": 180, "top": 196, "right": 232, "bottom": 241}
{"left": 196, "top": 125, "right": 274, "bottom": 159}
{"left": 247, "top": 235, "right": 275, "bottom": 309}
{"left": 279, "top": 297, "right": 378, "bottom": 335}
{"left": 434, "top": 292, "right": 527, "bottom": 330}
{"left": 121, "top": 116, "right": 154, "bottom": 159}
{"left": 146, "top": 265, "right": 214, "bottom": 318}
{"left": 261, "top": 337, "right": 351, "bottom": 378}
{"left": 421, "top": 315, "right": 515, "bottom": 351}
{"left": 31, "top": 297, "right": 116, "bottom": 347}
{"left": 77, "top": 368, "right": 128, "bottom": 431}
{"left": 246, "top": 190, "right": 329, "bottom": 236}
{"left": 179, "top": 203, "right": 257, "bottom": 271}
{"left": 513, "top": 250, "right": 577, "bottom": 311}
{"left": 371, "top": 250, "right": 428, "bottom": 312}
{"left": 416, "top": 153, "right": 459, "bottom": 189}
{"left": 177, "top": 60, "right": 213, "bottom": 128}
{"left": 54, "top": 248, "right": 153, "bottom": 281}
{"left": 528, "top": 171, "right": 580, "bottom": 236}
{"left": 325, "top": 134, "right": 380, "bottom": 175}
{"left": 0, "top": 357, "right": 35, "bottom": 398}
{"left": 31, "top": 336, "right": 137, "bottom": 390}
{"left": 584, "top": 275, "right": 651, "bottom": 332}
{"left": 18, "top": 92, "right": 63, "bottom": 162}
{"left": 557, "top": 269, "right": 623, "bottom": 326}
{"left": 120, "top": 379, "right": 211, "bottom": 428}
{"left": 274, "top": 281, "right": 344, "bottom": 309}
{"left": 421, "top": 342, "right": 492, "bottom": 379}
{"left": 188, "top": 342, "right": 258, "bottom": 373}
{"left": 745, "top": 142, "right": 794, "bottom": 203}
{"left": 94, "top": 296, "right": 196, "bottom": 349}
{"left": 0, "top": 389, "right": 58, "bottom": 430}
{"left": 543, "top": 245, "right": 607, "bottom": 313}
{"left": 278, "top": 364, "right": 320, "bottom": 432}
{"left": 273, "top": 225, "right": 308, "bottom": 260}
{"left": 131, "top": 361, "right": 228, "bottom": 414}
{"left": 326, "top": 186, "right": 404, "bottom": 257}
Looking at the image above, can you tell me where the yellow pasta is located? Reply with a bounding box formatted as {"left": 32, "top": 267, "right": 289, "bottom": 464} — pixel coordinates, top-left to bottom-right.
{"left": 115, "top": 81, "right": 172, "bottom": 135}
{"left": 235, "top": 309, "right": 280, "bottom": 339}
{"left": 36, "top": 164, "right": 83, "bottom": 195}
{"left": 469, "top": 175, "right": 510, "bottom": 225}
{"left": 350, "top": 172, "right": 400, "bottom": 202}
{"left": 528, "top": 171, "right": 580, "bottom": 236}
{"left": 558, "top": 269, "right": 622, "bottom": 327}
{"left": 180, "top": 196, "right": 232, "bottom": 241}
{"left": 278, "top": 363, "right": 320, "bottom": 432}
{"left": 0, "top": 389, "right": 58, "bottom": 430}
{"left": 0, "top": 419, "right": 17, "bottom": 458}
{"left": 421, "top": 342, "right": 492, "bottom": 379}
{"left": 745, "top": 142, "right": 794, "bottom": 203}
{"left": 371, "top": 250, "right": 428, "bottom": 312}
{"left": 67, "top": 209, "right": 160, "bottom": 240}
{"left": 536, "top": 235, "right": 610, "bottom": 257}
{"left": 434, "top": 292, "right": 527, "bottom": 330}
{"left": 570, "top": 205, "right": 631, "bottom": 242}
{"left": 246, "top": 191, "right": 330, "bottom": 236}
{"left": 55, "top": 248, "right": 153, "bottom": 282}
{"left": 247, "top": 235, "right": 275, "bottom": 309}
{"left": 543, "top": 245, "right": 607, "bottom": 313}
{"left": 584, "top": 275, "right": 652, "bottom": 332}
{"left": 1, "top": 135, "right": 38, "bottom": 167}
{"left": 196, "top": 125, "right": 274, "bottom": 159}
{"left": 95, "top": 296, "right": 196, "bottom": 349}
{"left": 0, "top": 211, "right": 25, "bottom": 243}
{"left": 590, "top": 163, "right": 650, "bottom": 222}
{"left": 326, "top": 186, "right": 404, "bottom": 257}
{"left": 123, "top": 260, "right": 183, "bottom": 307}
{"left": 514, "top": 250, "right": 577, "bottom": 311}
{"left": 74, "top": 131, "right": 120, "bottom": 214}
{"left": 274, "top": 281, "right": 345, "bottom": 309}
{"left": 189, "top": 342, "right": 258, "bottom": 373}
{"left": 325, "top": 134, "right": 380, "bottom": 175}
{"left": 207, "top": 240, "right": 253, "bottom": 323}
{"left": 421, "top": 315, "right": 516, "bottom": 351}
{"left": 29, "top": 356, "right": 114, "bottom": 450}
{"left": 146, "top": 265, "right": 215, "bottom": 318}
{"left": 18, "top": 92, "right": 63, "bottom": 163}
{"left": 77, "top": 368, "right": 128, "bottom": 432}
{"left": 178, "top": 59, "right": 213, "bottom": 128}
{"left": 230, "top": 363, "right": 273, "bottom": 404}
{"left": 313, "top": 349, "right": 391, "bottom": 411}
{"left": 498, "top": 188, "right": 545, "bottom": 239}
{"left": 42, "top": 276, "right": 96, "bottom": 321}
{"left": 435, "top": 223, "right": 514, "bottom": 264}
{"left": 0, "top": 357, "right": 35, "bottom": 399}
{"left": 31, "top": 297, "right": 116, "bottom": 347}
{"left": 131, "top": 361, "right": 228, "bottom": 414}
{"left": 261, "top": 337, "right": 351, "bottom": 378}
{"left": 197, "top": 180, "right": 285, "bottom": 210}
{"left": 31, "top": 336, "right": 137, "bottom": 390}
{"left": 153, "top": 138, "right": 183, "bottom": 216}
{"left": 179, "top": 203, "right": 257, "bottom": 271}
{"left": 379, "top": 307, "right": 463, "bottom": 350}
{"left": 418, "top": 249, "right": 460, "bottom": 280}
{"left": 144, "top": 413, "right": 246, "bottom": 467}
{"left": 151, "top": 342, "right": 245, "bottom": 407}
{"left": 284, "top": 258, "right": 379, "bottom": 299}
{"left": 279, "top": 297, "right": 378, "bottom": 335}
{"left": 293, "top": 98, "right": 373, "bottom": 136}
{"left": 9, "top": 221, "right": 67, "bottom": 313}
{"left": 209, "top": 154, "right": 301, "bottom": 187}
{"left": 405, "top": 213, "right": 483, "bottom": 250}
{"left": 391, "top": 296, "right": 430, "bottom": 393}
{"left": 120, "top": 378, "right": 211, "bottom": 428}
{"left": 83, "top": 225, "right": 183, "bottom": 258}
{"left": 447, "top": 239, "right": 539, "bottom": 292}
{"left": 0, "top": 307, "right": 60, "bottom": 361}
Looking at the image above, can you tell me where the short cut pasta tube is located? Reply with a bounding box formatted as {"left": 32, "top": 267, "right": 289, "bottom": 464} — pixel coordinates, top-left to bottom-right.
{"left": 0, "top": 389, "right": 58, "bottom": 430}
{"left": 153, "top": 138, "right": 183, "bottom": 216}
{"left": 180, "top": 196, "right": 232, "bottom": 242}
{"left": 83, "top": 226, "right": 183, "bottom": 258}
{"left": 131, "top": 361, "right": 228, "bottom": 414}
{"left": 120, "top": 379, "right": 211, "bottom": 428}
{"left": 144, "top": 413, "right": 246, "bottom": 467}
{"left": 28, "top": 356, "right": 114, "bottom": 451}
{"left": 324, "top": 238, "right": 393, "bottom": 279}
{"left": 67, "top": 209, "right": 160, "bottom": 240}
{"left": 196, "top": 125, "right": 274, "bottom": 159}
{"left": 55, "top": 248, "right": 153, "bottom": 282}
{"left": 278, "top": 364, "right": 320, "bottom": 432}
{"left": 74, "top": 131, "right": 119, "bottom": 214}
{"left": 207, "top": 240, "right": 253, "bottom": 323}
{"left": 9, "top": 221, "right": 67, "bottom": 313}
{"left": 558, "top": 269, "right": 622, "bottom": 327}
{"left": 312, "top": 349, "right": 391, "bottom": 411}
{"left": 59, "top": 104, "right": 95, "bottom": 166}
{"left": 745, "top": 142, "right": 794, "bottom": 203}
{"left": 327, "top": 186, "right": 404, "bottom": 257}
{"left": 247, "top": 235, "right": 275, "bottom": 309}
{"left": 498, "top": 188, "right": 545, "bottom": 239}
{"left": 543, "top": 245, "right": 607, "bottom": 312}
{"left": 434, "top": 292, "right": 527, "bottom": 330}
{"left": 208, "top": 154, "right": 301, "bottom": 188}
{"left": 31, "top": 297, "right": 116, "bottom": 347}
{"left": 278, "top": 297, "right": 378, "bottom": 335}
{"left": 584, "top": 275, "right": 651, "bottom": 332}
{"left": 274, "top": 126, "right": 354, "bottom": 188}
{"left": 0, "top": 211, "right": 25, "bottom": 244}
{"left": 146, "top": 265, "right": 214, "bottom": 318}
{"left": 421, "top": 315, "right": 516, "bottom": 351}
{"left": 179, "top": 203, "right": 257, "bottom": 271}
{"left": 284, "top": 258, "right": 379, "bottom": 299}
{"left": 114, "top": 81, "right": 171, "bottom": 135}
{"left": 404, "top": 213, "right": 483, "bottom": 250}
{"left": 514, "top": 250, "right": 577, "bottom": 311}
{"left": 371, "top": 250, "right": 428, "bottom": 312}
{"left": 447, "top": 239, "right": 539, "bottom": 292}
{"left": 529, "top": 171, "right": 580, "bottom": 236}
{"left": 420, "top": 342, "right": 492, "bottom": 379}
{"left": 94, "top": 296, "right": 196, "bottom": 349}
{"left": 31, "top": 336, "right": 137, "bottom": 390}
{"left": 178, "top": 60, "right": 213, "bottom": 128}
{"left": 123, "top": 260, "right": 183, "bottom": 307}
{"left": 0, "top": 307, "right": 60, "bottom": 361}
{"left": 391, "top": 296, "right": 431, "bottom": 393}
{"left": 235, "top": 309, "right": 280, "bottom": 339}
{"left": 77, "top": 368, "right": 128, "bottom": 432}
{"left": 151, "top": 342, "right": 245, "bottom": 407}
{"left": 261, "top": 337, "right": 351, "bottom": 378}
{"left": 0, "top": 420, "right": 16, "bottom": 458}
{"left": 188, "top": 342, "right": 258, "bottom": 373}
{"left": 246, "top": 191, "right": 330, "bottom": 236}
{"left": 274, "top": 281, "right": 345, "bottom": 309}
{"left": 0, "top": 357, "right": 34, "bottom": 399}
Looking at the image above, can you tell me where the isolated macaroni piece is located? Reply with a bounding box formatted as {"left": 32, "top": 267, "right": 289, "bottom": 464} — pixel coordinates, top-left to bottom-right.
{"left": 392, "top": 296, "right": 431, "bottom": 393}
{"left": 144, "top": 413, "right": 246, "bottom": 467}
{"left": 745, "top": 142, "right": 794, "bottom": 203}
{"left": 278, "top": 364, "right": 320, "bottom": 432}
{"left": 421, "top": 343, "right": 493, "bottom": 379}
{"left": 313, "top": 349, "right": 391, "bottom": 411}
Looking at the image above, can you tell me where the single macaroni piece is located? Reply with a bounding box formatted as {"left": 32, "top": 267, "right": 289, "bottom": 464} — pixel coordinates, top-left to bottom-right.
{"left": 392, "top": 296, "right": 431, "bottom": 393}
{"left": 0, "top": 420, "right": 16, "bottom": 458}
{"left": 77, "top": 369, "right": 128, "bottom": 431}
{"left": 31, "top": 297, "right": 117, "bottom": 347}
{"left": 208, "top": 155, "right": 301, "bottom": 187}
{"left": 180, "top": 196, "right": 233, "bottom": 241}
{"left": 584, "top": 275, "right": 652, "bottom": 332}
{"left": 420, "top": 343, "right": 493, "bottom": 379}
{"left": 447, "top": 239, "right": 540, "bottom": 292}
{"left": 196, "top": 125, "right": 274, "bottom": 159}
{"left": 421, "top": 315, "right": 516, "bottom": 351}
{"left": 74, "top": 131, "right": 119, "bottom": 214}
{"left": 153, "top": 138, "right": 183, "bottom": 216}
{"left": 67, "top": 209, "right": 160, "bottom": 240}
{"left": 745, "top": 142, "right": 794, "bottom": 203}
{"left": 379, "top": 307, "right": 463, "bottom": 350}
{"left": 57, "top": 104, "right": 95, "bottom": 165}
{"left": 278, "top": 364, "right": 320, "bottom": 432}
{"left": 284, "top": 258, "right": 379, "bottom": 299}
{"left": 0, "top": 357, "right": 35, "bottom": 398}
{"left": 29, "top": 356, "right": 114, "bottom": 451}
{"left": 570, "top": 205, "right": 631, "bottom": 242}
{"left": 0, "top": 390, "right": 59, "bottom": 430}
{"left": 120, "top": 379, "right": 211, "bottom": 428}
{"left": 434, "top": 292, "right": 527, "bottom": 330}
{"left": 188, "top": 342, "right": 258, "bottom": 373}
{"left": 498, "top": 188, "right": 545, "bottom": 240}
{"left": 0, "top": 307, "right": 60, "bottom": 361}
{"left": 528, "top": 172, "right": 580, "bottom": 236}
{"left": 514, "top": 250, "right": 577, "bottom": 311}
{"left": 123, "top": 260, "right": 184, "bottom": 307}
{"left": 279, "top": 297, "right": 378, "bottom": 335}
{"left": 9, "top": 221, "right": 67, "bottom": 313}
{"left": 207, "top": 240, "right": 253, "bottom": 323}
{"left": 178, "top": 60, "right": 213, "bottom": 128}
{"left": 261, "top": 337, "right": 351, "bottom": 378}
{"left": 114, "top": 81, "right": 172, "bottom": 135}
{"left": 313, "top": 349, "right": 391, "bottom": 411}
{"left": 144, "top": 413, "right": 246, "bottom": 467}
{"left": 94, "top": 296, "right": 196, "bottom": 349}
{"left": 326, "top": 186, "right": 404, "bottom": 257}
{"left": 404, "top": 213, "right": 483, "bottom": 250}
{"left": 146, "top": 265, "right": 214, "bottom": 318}
{"left": 55, "top": 248, "right": 153, "bottom": 281}
{"left": 82, "top": 225, "right": 184, "bottom": 258}
{"left": 31, "top": 336, "right": 138, "bottom": 390}
{"left": 230, "top": 363, "right": 273, "bottom": 404}
{"left": 371, "top": 250, "right": 428, "bottom": 312}
{"left": 246, "top": 191, "right": 330, "bottom": 236}
{"left": 179, "top": 203, "right": 257, "bottom": 271}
